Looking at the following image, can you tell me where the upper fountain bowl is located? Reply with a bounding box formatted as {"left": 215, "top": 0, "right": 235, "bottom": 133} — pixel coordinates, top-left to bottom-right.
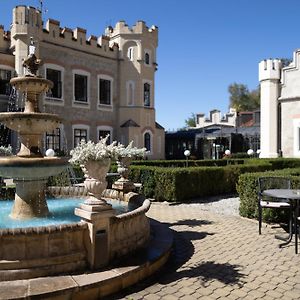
{"left": 10, "top": 77, "right": 53, "bottom": 95}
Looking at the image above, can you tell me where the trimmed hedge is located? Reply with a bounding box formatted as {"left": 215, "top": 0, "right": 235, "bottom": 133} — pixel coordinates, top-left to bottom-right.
{"left": 129, "top": 162, "right": 274, "bottom": 202}
{"left": 131, "top": 159, "right": 245, "bottom": 168}
{"left": 237, "top": 168, "right": 300, "bottom": 222}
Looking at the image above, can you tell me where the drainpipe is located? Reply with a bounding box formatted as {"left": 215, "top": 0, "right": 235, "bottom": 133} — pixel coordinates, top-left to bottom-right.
{"left": 278, "top": 101, "right": 282, "bottom": 157}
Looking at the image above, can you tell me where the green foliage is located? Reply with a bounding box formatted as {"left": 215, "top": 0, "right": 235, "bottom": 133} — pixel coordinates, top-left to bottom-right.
{"left": 237, "top": 168, "right": 300, "bottom": 222}
{"left": 228, "top": 82, "right": 260, "bottom": 111}
{"left": 129, "top": 162, "right": 274, "bottom": 202}
{"left": 132, "top": 159, "right": 245, "bottom": 168}
{"left": 184, "top": 113, "right": 196, "bottom": 127}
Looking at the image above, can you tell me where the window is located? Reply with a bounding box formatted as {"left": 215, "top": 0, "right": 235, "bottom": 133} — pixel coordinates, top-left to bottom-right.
{"left": 45, "top": 128, "right": 61, "bottom": 152}
{"left": 99, "top": 78, "right": 111, "bottom": 105}
{"left": 145, "top": 52, "right": 150, "bottom": 65}
{"left": 0, "top": 69, "right": 12, "bottom": 95}
{"left": 144, "top": 83, "right": 150, "bottom": 107}
{"left": 74, "top": 73, "right": 88, "bottom": 102}
{"left": 97, "top": 126, "right": 112, "bottom": 144}
{"left": 144, "top": 132, "right": 151, "bottom": 151}
{"left": 46, "top": 68, "right": 62, "bottom": 99}
{"left": 128, "top": 47, "right": 134, "bottom": 61}
{"left": 99, "top": 131, "right": 111, "bottom": 144}
{"left": 74, "top": 128, "right": 88, "bottom": 147}
{"left": 127, "top": 81, "right": 135, "bottom": 106}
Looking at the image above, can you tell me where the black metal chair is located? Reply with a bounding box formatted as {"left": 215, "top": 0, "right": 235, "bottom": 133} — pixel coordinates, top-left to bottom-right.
{"left": 258, "top": 177, "right": 292, "bottom": 235}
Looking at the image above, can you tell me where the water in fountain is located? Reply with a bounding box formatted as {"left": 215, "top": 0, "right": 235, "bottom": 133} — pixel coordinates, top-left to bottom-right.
{"left": 0, "top": 198, "right": 129, "bottom": 229}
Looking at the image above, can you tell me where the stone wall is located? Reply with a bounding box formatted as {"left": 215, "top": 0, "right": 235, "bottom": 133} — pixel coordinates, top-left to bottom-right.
{"left": 109, "top": 199, "right": 151, "bottom": 260}
{"left": 0, "top": 223, "right": 88, "bottom": 281}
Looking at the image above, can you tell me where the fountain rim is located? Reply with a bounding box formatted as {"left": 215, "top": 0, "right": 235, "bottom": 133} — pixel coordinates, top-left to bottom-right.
{"left": 10, "top": 76, "right": 54, "bottom": 89}
{"left": 0, "top": 112, "right": 62, "bottom": 121}
{"left": 0, "top": 156, "right": 69, "bottom": 166}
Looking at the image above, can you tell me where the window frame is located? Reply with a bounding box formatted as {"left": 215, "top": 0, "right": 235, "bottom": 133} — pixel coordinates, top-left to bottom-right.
{"left": 0, "top": 65, "right": 14, "bottom": 96}
{"left": 44, "top": 63, "right": 64, "bottom": 104}
{"left": 97, "top": 125, "right": 113, "bottom": 144}
{"left": 143, "top": 130, "right": 153, "bottom": 154}
{"left": 45, "top": 127, "right": 62, "bottom": 153}
{"left": 144, "top": 49, "right": 151, "bottom": 66}
{"left": 127, "top": 47, "right": 134, "bottom": 61}
{"left": 143, "top": 81, "right": 152, "bottom": 107}
{"left": 72, "top": 124, "right": 90, "bottom": 148}
{"left": 126, "top": 80, "right": 135, "bottom": 106}
{"left": 97, "top": 74, "right": 113, "bottom": 111}
{"left": 72, "top": 69, "right": 90, "bottom": 108}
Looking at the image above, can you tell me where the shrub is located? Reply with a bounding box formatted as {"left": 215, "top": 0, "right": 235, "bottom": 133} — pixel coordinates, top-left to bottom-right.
{"left": 237, "top": 168, "right": 300, "bottom": 222}
{"left": 129, "top": 161, "right": 274, "bottom": 202}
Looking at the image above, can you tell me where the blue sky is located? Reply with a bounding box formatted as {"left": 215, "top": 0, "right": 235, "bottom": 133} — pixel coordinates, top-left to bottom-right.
{"left": 1, "top": 0, "right": 299, "bottom": 130}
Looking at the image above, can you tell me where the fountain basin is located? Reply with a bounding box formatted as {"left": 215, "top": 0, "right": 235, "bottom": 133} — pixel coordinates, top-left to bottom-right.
{"left": 0, "top": 156, "right": 67, "bottom": 179}
{"left": 0, "top": 195, "right": 151, "bottom": 281}
{"left": 0, "top": 112, "right": 61, "bottom": 134}
{"left": 10, "top": 76, "right": 53, "bottom": 94}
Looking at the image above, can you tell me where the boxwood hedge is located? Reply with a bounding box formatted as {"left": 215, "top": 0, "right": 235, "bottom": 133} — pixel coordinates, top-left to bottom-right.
{"left": 129, "top": 162, "right": 274, "bottom": 202}
{"left": 237, "top": 168, "right": 300, "bottom": 222}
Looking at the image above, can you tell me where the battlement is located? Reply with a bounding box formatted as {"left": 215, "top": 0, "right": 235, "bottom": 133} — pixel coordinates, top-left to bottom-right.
{"left": 196, "top": 108, "right": 236, "bottom": 128}
{"left": 0, "top": 25, "right": 11, "bottom": 52}
{"left": 9, "top": 5, "right": 157, "bottom": 59}
{"left": 106, "top": 20, "right": 158, "bottom": 39}
{"left": 259, "top": 59, "right": 282, "bottom": 82}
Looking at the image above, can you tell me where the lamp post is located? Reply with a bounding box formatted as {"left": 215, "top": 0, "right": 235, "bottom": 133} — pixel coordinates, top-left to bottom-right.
{"left": 184, "top": 149, "right": 191, "bottom": 167}
{"left": 247, "top": 149, "right": 254, "bottom": 157}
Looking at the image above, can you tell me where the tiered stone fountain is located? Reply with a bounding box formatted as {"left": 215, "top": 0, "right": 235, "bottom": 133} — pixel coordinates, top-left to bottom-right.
{"left": 0, "top": 41, "right": 67, "bottom": 219}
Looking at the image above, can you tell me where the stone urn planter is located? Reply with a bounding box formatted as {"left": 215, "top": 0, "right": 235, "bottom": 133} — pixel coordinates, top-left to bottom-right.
{"left": 112, "top": 157, "right": 135, "bottom": 193}
{"left": 116, "top": 157, "right": 132, "bottom": 181}
{"left": 81, "top": 158, "right": 111, "bottom": 205}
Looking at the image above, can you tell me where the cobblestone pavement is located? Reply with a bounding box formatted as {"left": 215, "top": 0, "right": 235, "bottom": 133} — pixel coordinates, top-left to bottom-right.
{"left": 111, "top": 200, "right": 300, "bottom": 300}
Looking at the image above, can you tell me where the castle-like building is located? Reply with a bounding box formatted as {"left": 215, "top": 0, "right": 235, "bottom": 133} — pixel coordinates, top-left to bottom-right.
{"left": 259, "top": 54, "right": 300, "bottom": 158}
{"left": 0, "top": 6, "right": 165, "bottom": 159}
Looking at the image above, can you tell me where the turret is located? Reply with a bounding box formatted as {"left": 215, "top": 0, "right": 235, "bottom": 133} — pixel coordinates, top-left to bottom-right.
{"left": 259, "top": 59, "right": 282, "bottom": 158}
{"left": 10, "top": 6, "right": 42, "bottom": 76}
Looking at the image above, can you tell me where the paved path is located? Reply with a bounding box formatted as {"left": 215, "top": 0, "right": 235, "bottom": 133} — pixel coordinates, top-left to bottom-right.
{"left": 111, "top": 199, "right": 300, "bottom": 300}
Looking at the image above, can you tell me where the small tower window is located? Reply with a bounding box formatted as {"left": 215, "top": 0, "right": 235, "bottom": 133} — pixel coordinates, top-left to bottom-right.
{"left": 144, "top": 132, "right": 151, "bottom": 151}
{"left": 145, "top": 52, "right": 150, "bottom": 65}
{"left": 128, "top": 47, "right": 134, "bottom": 61}
{"left": 144, "top": 83, "right": 150, "bottom": 107}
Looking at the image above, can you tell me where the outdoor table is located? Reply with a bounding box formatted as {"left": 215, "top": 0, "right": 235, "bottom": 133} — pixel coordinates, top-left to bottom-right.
{"left": 262, "top": 189, "right": 300, "bottom": 254}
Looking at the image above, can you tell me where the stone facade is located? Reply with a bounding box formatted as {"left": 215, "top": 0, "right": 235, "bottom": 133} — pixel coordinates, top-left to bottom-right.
{"left": 259, "top": 53, "right": 300, "bottom": 158}
{"left": 0, "top": 6, "right": 165, "bottom": 159}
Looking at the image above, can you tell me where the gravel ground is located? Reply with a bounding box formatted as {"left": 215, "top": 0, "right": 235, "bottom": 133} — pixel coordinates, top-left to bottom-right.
{"left": 160, "top": 195, "right": 240, "bottom": 217}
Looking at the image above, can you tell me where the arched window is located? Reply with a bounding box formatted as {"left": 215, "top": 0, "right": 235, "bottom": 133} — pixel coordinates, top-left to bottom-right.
{"left": 127, "top": 47, "right": 134, "bottom": 61}
{"left": 144, "top": 83, "right": 150, "bottom": 107}
{"left": 144, "top": 132, "right": 151, "bottom": 151}
{"left": 145, "top": 52, "right": 150, "bottom": 65}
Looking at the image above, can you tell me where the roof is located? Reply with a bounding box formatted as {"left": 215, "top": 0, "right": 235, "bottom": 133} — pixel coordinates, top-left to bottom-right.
{"left": 120, "top": 119, "right": 140, "bottom": 128}
{"left": 155, "top": 122, "right": 164, "bottom": 129}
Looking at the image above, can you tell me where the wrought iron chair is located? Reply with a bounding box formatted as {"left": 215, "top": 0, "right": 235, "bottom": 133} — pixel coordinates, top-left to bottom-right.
{"left": 258, "top": 177, "right": 292, "bottom": 235}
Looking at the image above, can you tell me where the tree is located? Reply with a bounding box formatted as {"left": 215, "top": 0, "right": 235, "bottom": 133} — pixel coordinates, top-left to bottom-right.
{"left": 228, "top": 83, "right": 260, "bottom": 112}
{"left": 184, "top": 113, "right": 196, "bottom": 127}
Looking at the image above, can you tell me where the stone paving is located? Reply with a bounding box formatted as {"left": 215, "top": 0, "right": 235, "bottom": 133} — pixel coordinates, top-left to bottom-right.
{"left": 111, "top": 200, "right": 300, "bottom": 300}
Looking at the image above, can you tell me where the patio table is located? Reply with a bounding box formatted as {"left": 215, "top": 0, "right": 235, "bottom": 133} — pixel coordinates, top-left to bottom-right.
{"left": 262, "top": 189, "right": 300, "bottom": 254}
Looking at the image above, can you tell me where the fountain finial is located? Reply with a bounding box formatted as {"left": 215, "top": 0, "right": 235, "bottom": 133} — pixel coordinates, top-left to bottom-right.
{"left": 23, "top": 37, "right": 42, "bottom": 77}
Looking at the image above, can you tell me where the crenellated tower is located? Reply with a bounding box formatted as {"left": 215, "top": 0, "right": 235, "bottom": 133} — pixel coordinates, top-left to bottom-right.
{"left": 104, "top": 21, "right": 161, "bottom": 154}
{"left": 259, "top": 59, "right": 282, "bottom": 158}
{"left": 10, "top": 6, "right": 42, "bottom": 76}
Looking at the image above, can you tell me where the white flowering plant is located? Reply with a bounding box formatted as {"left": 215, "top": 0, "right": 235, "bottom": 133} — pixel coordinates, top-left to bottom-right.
{"left": 0, "top": 145, "right": 12, "bottom": 156}
{"left": 69, "top": 136, "right": 117, "bottom": 165}
{"left": 113, "top": 141, "right": 146, "bottom": 160}
{"left": 69, "top": 136, "right": 146, "bottom": 164}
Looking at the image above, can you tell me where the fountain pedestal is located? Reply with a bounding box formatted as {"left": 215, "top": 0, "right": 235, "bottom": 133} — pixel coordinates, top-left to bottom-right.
{"left": 11, "top": 179, "right": 48, "bottom": 219}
